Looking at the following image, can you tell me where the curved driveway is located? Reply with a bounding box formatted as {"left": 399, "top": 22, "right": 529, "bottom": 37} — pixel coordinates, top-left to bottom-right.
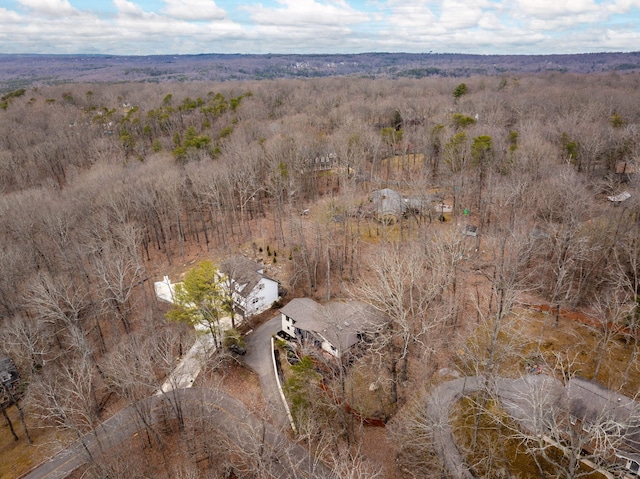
{"left": 21, "top": 387, "right": 329, "bottom": 479}
{"left": 427, "top": 376, "right": 484, "bottom": 479}
{"left": 427, "top": 374, "right": 566, "bottom": 479}
{"left": 243, "top": 315, "right": 292, "bottom": 430}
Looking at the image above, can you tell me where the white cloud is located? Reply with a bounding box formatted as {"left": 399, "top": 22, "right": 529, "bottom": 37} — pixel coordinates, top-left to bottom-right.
{"left": 477, "top": 11, "right": 504, "bottom": 30}
{"left": 108, "top": 0, "right": 246, "bottom": 50}
{"left": 440, "top": 0, "right": 485, "bottom": 29}
{"left": 601, "top": 26, "right": 640, "bottom": 48}
{"left": 246, "top": 0, "right": 369, "bottom": 27}
{"left": 0, "top": 0, "right": 639, "bottom": 55}
{"left": 233, "top": 0, "right": 372, "bottom": 51}
{"left": 0, "top": 7, "right": 24, "bottom": 23}
{"left": 509, "top": 0, "right": 615, "bottom": 32}
{"left": 513, "top": 0, "right": 600, "bottom": 20}
{"left": 385, "top": 0, "right": 438, "bottom": 30}
{"left": 607, "top": 0, "right": 640, "bottom": 14}
{"left": 161, "top": 0, "right": 226, "bottom": 21}
{"left": 17, "top": 0, "right": 76, "bottom": 16}
{"left": 113, "top": 0, "right": 148, "bottom": 16}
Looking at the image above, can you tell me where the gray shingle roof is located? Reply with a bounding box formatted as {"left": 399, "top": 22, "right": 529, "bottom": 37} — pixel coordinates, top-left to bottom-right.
{"left": 567, "top": 378, "right": 637, "bottom": 425}
{"left": 281, "top": 298, "right": 386, "bottom": 352}
{"left": 221, "top": 256, "right": 274, "bottom": 298}
{"left": 371, "top": 188, "right": 406, "bottom": 220}
{"left": 567, "top": 378, "right": 640, "bottom": 454}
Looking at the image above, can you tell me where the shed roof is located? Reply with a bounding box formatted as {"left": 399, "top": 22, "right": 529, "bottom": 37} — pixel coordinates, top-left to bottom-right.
{"left": 615, "top": 161, "right": 639, "bottom": 175}
{"left": 567, "top": 378, "right": 638, "bottom": 424}
{"left": 607, "top": 191, "right": 631, "bottom": 203}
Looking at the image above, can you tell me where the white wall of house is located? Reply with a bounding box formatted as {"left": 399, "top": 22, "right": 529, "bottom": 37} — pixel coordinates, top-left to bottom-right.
{"left": 320, "top": 339, "right": 339, "bottom": 358}
{"left": 282, "top": 313, "right": 296, "bottom": 337}
{"left": 281, "top": 313, "right": 340, "bottom": 357}
{"left": 241, "top": 277, "right": 279, "bottom": 317}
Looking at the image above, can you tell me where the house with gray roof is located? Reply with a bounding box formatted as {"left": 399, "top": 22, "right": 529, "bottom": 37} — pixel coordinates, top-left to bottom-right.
{"left": 566, "top": 377, "right": 640, "bottom": 473}
{"left": 371, "top": 188, "right": 407, "bottom": 223}
{"left": 220, "top": 256, "right": 279, "bottom": 318}
{"left": 280, "top": 298, "right": 385, "bottom": 358}
{"left": 500, "top": 375, "right": 640, "bottom": 476}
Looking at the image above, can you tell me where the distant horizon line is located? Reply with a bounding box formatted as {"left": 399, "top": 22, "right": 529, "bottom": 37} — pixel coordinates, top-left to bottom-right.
{"left": 2, "top": 51, "right": 639, "bottom": 58}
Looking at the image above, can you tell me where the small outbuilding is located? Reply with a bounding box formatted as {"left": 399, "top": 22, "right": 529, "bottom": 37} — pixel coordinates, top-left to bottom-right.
{"left": 607, "top": 191, "right": 631, "bottom": 204}
{"left": 463, "top": 225, "right": 478, "bottom": 237}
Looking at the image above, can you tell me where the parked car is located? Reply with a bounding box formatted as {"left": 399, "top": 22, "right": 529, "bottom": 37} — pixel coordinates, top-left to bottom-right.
{"left": 229, "top": 343, "right": 246, "bottom": 355}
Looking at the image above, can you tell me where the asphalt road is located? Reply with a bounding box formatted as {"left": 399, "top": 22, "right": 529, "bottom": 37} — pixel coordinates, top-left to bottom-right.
{"left": 21, "top": 387, "right": 330, "bottom": 479}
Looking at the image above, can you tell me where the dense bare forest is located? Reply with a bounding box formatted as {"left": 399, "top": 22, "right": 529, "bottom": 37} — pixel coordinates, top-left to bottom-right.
{"left": 2, "top": 71, "right": 640, "bottom": 479}
{"left": 2, "top": 52, "right": 640, "bottom": 89}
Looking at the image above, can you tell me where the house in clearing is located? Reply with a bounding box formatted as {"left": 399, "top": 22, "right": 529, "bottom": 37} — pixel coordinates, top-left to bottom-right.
{"left": 463, "top": 224, "right": 478, "bottom": 237}
{"left": 220, "top": 256, "right": 279, "bottom": 318}
{"left": 280, "top": 298, "right": 385, "bottom": 358}
{"left": 370, "top": 188, "right": 407, "bottom": 223}
{"left": 302, "top": 153, "right": 337, "bottom": 173}
{"left": 153, "top": 256, "right": 279, "bottom": 319}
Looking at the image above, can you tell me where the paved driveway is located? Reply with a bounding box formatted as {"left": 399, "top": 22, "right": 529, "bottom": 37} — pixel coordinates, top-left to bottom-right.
{"left": 21, "top": 387, "right": 329, "bottom": 479}
{"left": 243, "top": 314, "right": 292, "bottom": 430}
{"left": 426, "top": 374, "right": 568, "bottom": 479}
{"left": 427, "top": 376, "right": 484, "bottom": 479}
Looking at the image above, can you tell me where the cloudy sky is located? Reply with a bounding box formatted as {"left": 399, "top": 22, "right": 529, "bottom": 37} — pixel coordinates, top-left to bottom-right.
{"left": 1, "top": 0, "right": 639, "bottom": 55}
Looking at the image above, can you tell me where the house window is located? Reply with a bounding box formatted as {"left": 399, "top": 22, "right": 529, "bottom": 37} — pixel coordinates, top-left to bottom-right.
{"left": 252, "top": 298, "right": 259, "bottom": 304}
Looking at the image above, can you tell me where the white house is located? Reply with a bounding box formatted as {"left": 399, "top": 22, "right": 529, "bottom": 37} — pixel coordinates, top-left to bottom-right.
{"left": 221, "top": 256, "right": 279, "bottom": 318}
{"left": 280, "top": 298, "right": 385, "bottom": 358}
